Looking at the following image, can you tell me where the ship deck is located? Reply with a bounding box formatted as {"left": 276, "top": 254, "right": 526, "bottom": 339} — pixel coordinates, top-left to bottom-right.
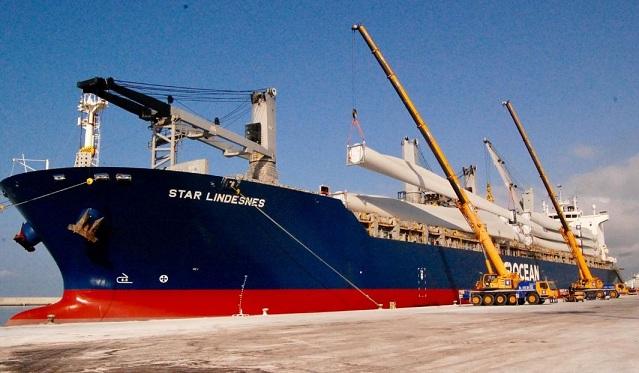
{"left": 2, "top": 296, "right": 637, "bottom": 371}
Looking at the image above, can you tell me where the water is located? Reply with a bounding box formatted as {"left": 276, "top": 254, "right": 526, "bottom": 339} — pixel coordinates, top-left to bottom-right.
{"left": 0, "top": 306, "right": 35, "bottom": 326}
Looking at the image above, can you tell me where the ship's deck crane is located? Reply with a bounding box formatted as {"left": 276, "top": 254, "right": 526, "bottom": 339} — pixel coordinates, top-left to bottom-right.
{"left": 483, "top": 138, "right": 523, "bottom": 213}
{"left": 77, "top": 77, "right": 278, "bottom": 183}
{"left": 352, "top": 24, "right": 557, "bottom": 305}
{"left": 502, "top": 100, "right": 617, "bottom": 300}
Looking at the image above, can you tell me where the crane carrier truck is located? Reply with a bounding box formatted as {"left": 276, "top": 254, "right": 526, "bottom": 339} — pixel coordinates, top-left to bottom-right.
{"left": 352, "top": 24, "right": 558, "bottom": 306}
{"left": 503, "top": 100, "right": 621, "bottom": 301}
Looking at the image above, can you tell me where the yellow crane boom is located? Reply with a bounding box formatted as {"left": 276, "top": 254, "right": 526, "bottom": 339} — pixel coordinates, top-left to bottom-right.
{"left": 352, "top": 24, "right": 515, "bottom": 282}
{"left": 502, "top": 100, "right": 603, "bottom": 289}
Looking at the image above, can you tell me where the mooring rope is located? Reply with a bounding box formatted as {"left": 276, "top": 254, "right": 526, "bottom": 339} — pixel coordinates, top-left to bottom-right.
{"left": 0, "top": 178, "right": 92, "bottom": 213}
{"left": 1, "top": 177, "right": 382, "bottom": 309}
{"left": 231, "top": 185, "right": 381, "bottom": 309}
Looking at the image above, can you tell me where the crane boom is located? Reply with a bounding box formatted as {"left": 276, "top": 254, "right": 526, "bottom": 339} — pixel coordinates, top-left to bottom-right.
{"left": 502, "top": 101, "right": 598, "bottom": 284}
{"left": 352, "top": 24, "right": 513, "bottom": 280}
{"left": 77, "top": 77, "right": 276, "bottom": 161}
{"left": 483, "top": 138, "right": 522, "bottom": 212}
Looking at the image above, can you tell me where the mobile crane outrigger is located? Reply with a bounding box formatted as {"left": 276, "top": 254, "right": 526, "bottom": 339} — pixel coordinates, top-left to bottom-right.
{"left": 503, "top": 101, "right": 620, "bottom": 300}
{"left": 353, "top": 24, "right": 557, "bottom": 305}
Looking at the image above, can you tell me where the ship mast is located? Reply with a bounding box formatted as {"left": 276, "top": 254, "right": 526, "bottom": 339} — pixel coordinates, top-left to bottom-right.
{"left": 74, "top": 93, "right": 108, "bottom": 167}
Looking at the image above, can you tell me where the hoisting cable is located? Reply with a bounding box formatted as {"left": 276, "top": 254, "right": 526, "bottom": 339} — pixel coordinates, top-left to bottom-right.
{"left": 503, "top": 154, "right": 526, "bottom": 209}
{"left": 229, "top": 184, "right": 382, "bottom": 309}
{"left": 483, "top": 146, "right": 495, "bottom": 203}
{"left": 347, "top": 108, "right": 366, "bottom": 145}
{"left": 483, "top": 143, "right": 491, "bottom": 186}
{"left": 172, "top": 97, "right": 251, "bottom": 130}
{"left": 417, "top": 144, "right": 433, "bottom": 171}
{"left": 114, "top": 79, "right": 261, "bottom": 103}
{"left": 173, "top": 99, "right": 199, "bottom": 116}
{"left": 219, "top": 103, "right": 252, "bottom": 128}
{"left": 352, "top": 29, "right": 357, "bottom": 110}
{"left": 348, "top": 31, "right": 366, "bottom": 145}
{"left": 0, "top": 179, "right": 93, "bottom": 213}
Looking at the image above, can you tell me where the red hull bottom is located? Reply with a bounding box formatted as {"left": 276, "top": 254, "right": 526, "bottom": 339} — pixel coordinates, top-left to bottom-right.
{"left": 7, "top": 288, "right": 459, "bottom": 325}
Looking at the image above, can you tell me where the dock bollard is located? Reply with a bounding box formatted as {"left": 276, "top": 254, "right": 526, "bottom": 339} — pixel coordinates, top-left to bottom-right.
{"left": 46, "top": 314, "right": 55, "bottom": 324}
{"left": 262, "top": 308, "right": 269, "bottom": 315}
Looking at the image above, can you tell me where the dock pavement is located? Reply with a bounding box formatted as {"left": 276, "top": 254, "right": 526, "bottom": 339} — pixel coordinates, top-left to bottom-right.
{"left": 1, "top": 296, "right": 637, "bottom": 372}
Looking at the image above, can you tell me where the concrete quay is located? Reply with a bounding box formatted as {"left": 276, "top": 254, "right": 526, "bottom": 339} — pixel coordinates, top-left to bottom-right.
{"left": 1, "top": 296, "right": 637, "bottom": 372}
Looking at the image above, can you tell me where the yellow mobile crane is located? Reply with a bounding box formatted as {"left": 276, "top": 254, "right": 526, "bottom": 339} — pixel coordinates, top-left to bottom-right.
{"left": 503, "top": 101, "right": 619, "bottom": 300}
{"left": 353, "top": 24, "right": 557, "bottom": 305}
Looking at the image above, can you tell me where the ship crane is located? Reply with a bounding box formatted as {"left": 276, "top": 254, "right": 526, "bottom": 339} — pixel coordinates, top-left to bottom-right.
{"left": 483, "top": 138, "right": 523, "bottom": 213}
{"left": 352, "top": 24, "right": 558, "bottom": 306}
{"left": 502, "top": 100, "right": 619, "bottom": 300}
{"left": 77, "top": 77, "right": 278, "bottom": 183}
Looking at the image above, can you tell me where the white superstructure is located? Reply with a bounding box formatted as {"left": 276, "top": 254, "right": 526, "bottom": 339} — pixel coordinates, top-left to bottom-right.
{"left": 543, "top": 196, "right": 612, "bottom": 262}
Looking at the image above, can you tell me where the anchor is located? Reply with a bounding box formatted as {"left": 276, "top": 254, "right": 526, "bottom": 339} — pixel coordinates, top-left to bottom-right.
{"left": 68, "top": 208, "right": 104, "bottom": 243}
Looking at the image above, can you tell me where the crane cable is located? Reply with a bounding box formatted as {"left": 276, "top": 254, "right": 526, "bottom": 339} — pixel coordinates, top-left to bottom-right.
{"left": 348, "top": 30, "right": 366, "bottom": 145}
{"left": 230, "top": 183, "right": 382, "bottom": 309}
{"left": 483, "top": 145, "right": 495, "bottom": 203}
{"left": 114, "top": 79, "right": 261, "bottom": 102}
{"left": 348, "top": 109, "right": 366, "bottom": 145}
{"left": 2, "top": 176, "right": 382, "bottom": 310}
{"left": 416, "top": 144, "right": 433, "bottom": 171}
{"left": 117, "top": 79, "right": 256, "bottom": 130}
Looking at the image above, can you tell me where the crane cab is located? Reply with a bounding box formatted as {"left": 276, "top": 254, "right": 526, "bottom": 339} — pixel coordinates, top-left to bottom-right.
{"left": 613, "top": 283, "right": 627, "bottom": 297}
{"left": 535, "top": 280, "right": 559, "bottom": 303}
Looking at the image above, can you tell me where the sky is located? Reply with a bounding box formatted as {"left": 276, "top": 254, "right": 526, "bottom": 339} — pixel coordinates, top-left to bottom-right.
{"left": 1, "top": 1, "right": 638, "bottom": 296}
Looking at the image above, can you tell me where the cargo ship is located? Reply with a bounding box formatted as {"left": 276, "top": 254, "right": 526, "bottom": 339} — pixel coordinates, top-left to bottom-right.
{"left": 5, "top": 21, "right": 628, "bottom": 323}
{"left": 0, "top": 72, "right": 623, "bottom": 325}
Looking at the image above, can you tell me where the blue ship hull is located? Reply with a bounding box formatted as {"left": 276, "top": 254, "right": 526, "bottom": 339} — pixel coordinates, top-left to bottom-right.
{"left": 1, "top": 167, "right": 620, "bottom": 324}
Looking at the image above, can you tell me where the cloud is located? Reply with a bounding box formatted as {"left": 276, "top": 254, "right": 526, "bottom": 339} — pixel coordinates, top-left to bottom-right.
{"left": 571, "top": 144, "right": 597, "bottom": 159}
{"left": 0, "top": 269, "right": 16, "bottom": 278}
{"left": 565, "top": 153, "right": 639, "bottom": 278}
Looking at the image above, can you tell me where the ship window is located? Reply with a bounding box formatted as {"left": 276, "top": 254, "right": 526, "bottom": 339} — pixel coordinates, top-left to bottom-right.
{"left": 53, "top": 174, "right": 66, "bottom": 181}
{"left": 94, "top": 173, "right": 110, "bottom": 181}
{"left": 115, "top": 173, "right": 132, "bottom": 181}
